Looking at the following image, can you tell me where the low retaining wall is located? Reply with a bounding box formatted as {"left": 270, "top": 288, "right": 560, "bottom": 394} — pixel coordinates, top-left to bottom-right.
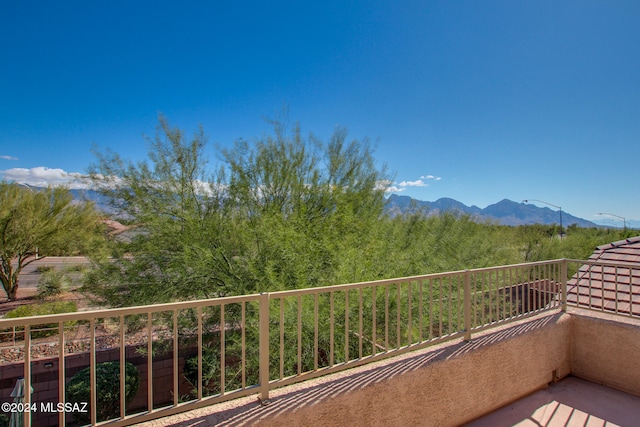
{"left": 0, "top": 343, "right": 195, "bottom": 426}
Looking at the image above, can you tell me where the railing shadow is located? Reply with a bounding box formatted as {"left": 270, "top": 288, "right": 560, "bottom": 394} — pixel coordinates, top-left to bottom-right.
{"left": 152, "top": 311, "right": 564, "bottom": 427}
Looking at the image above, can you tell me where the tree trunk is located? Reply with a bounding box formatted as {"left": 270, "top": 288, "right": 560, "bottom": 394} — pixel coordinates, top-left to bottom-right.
{"left": 7, "top": 284, "right": 18, "bottom": 301}
{"left": 0, "top": 270, "right": 18, "bottom": 301}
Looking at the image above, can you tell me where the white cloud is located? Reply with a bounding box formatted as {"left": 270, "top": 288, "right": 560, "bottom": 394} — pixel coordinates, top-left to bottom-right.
{"left": 388, "top": 174, "right": 443, "bottom": 194}
{"left": 1, "top": 167, "right": 441, "bottom": 197}
{"left": 1, "top": 167, "right": 90, "bottom": 189}
{"left": 398, "top": 179, "right": 429, "bottom": 187}
{"left": 420, "top": 175, "right": 442, "bottom": 181}
{"left": 0, "top": 155, "right": 18, "bottom": 161}
{"left": 0, "top": 166, "right": 230, "bottom": 196}
{"left": 385, "top": 185, "right": 405, "bottom": 193}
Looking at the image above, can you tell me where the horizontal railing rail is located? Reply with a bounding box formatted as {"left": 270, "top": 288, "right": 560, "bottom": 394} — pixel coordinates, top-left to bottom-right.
{"left": 0, "top": 258, "right": 636, "bottom": 426}
{"left": 1, "top": 294, "right": 265, "bottom": 426}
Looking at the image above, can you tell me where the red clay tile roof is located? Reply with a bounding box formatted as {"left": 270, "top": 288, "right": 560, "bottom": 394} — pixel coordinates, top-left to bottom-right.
{"left": 101, "top": 218, "right": 131, "bottom": 235}
{"left": 567, "top": 236, "right": 640, "bottom": 316}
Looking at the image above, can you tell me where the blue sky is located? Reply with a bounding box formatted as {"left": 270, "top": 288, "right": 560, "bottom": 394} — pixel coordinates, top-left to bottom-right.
{"left": 1, "top": 1, "right": 639, "bottom": 226}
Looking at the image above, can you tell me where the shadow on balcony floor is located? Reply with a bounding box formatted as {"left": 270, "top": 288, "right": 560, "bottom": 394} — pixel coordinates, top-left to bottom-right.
{"left": 465, "top": 376, "right": 640, "bottom": 427}
{"left": 132, "top": 312, "right": 565, "bottom": 427}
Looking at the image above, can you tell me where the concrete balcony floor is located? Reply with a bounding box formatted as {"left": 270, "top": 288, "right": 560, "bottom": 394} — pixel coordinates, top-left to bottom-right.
{"left": 466, "top": 376, "right": 640, "bottom": 427}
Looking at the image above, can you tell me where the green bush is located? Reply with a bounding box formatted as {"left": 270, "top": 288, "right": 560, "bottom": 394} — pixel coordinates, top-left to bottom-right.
{"left": 4, "top": 301, "right": 77, "bottom": 318}
{"left": 184, "top": 342, "right": 221, "bottom": 398}
{"left": 3, "top": 301, "right": 77, "bottom": 338}
{"left": 182, "top": 329, "right": 260, "bottom": 399}
{"left": 64, "top": 264, "right": 88, "bottom": 273}
{"left": 37, "top": 270, "right": 72, "bottom": 299}
{"left": 66, "top": 361, "right": 139, "bottom": 424}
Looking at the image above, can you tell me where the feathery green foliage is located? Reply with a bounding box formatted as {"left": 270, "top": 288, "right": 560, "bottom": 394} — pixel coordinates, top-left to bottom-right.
{"left": 85, "top": 117, "right": 389, "bottom": 305}
{"left": 80, "top": 116, "right": 638, "bottom": 401}
{"left": 0, "top": 182, "right": 103, "bottom": 300}
{"left": 3, "top": 301, "right": 77, "bottom": 338}
{"left": 84, "top": 116, "right": 636, "bottom": 308}
{"left": 66, "top": 361, "right": 139, "bottom": 424}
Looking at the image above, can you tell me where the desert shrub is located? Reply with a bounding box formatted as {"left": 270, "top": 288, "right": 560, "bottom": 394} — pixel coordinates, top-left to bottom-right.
{"left": 184, "top": 342, "right": 222, "bottom": 398}
{"left": 64, "top": 264, "right": 88, "bottom": 273}
{"left": 3, "top": 301, "right": 77, "bottom": 338}
{"left": 66, "top": 361, "right": 139, "bottom": 424}
{"left": 37, "top": 270, "right": 71, "bottom": 299}
{"left": 182, "top": 326, "right": 261, "bottom": 401}
{"left": 4, "top": 301, "right": 77, "bottom": 318}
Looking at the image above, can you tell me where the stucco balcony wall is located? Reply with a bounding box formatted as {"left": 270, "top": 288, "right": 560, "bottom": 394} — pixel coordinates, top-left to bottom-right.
{"left": 140, "top": 309, "right": 640, "bottom": 427}
{"left": 273, "top": 313, "right": 572, "bottom": 427}
{"left": 571, "top": 311, "right": 640, "bottom": 396}
{"left": 139, "top": 311, "right": 575, "bottom": 427}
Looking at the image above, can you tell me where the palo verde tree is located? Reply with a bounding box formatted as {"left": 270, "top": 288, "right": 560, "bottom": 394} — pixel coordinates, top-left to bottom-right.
{"left": 86, "top": 117, "right": 234, "bottom": 305}
{"left": 85, "top": 116, "right": 389, "bottom": 306}
{"left": 220, "top": 121, "right": 389, "bottom": 291}
{"left": 0, "top": 182, "right": 103, "bottom": 300}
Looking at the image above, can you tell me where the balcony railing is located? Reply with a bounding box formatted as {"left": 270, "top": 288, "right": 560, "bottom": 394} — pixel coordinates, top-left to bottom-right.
{"left": 1, "top": 258, "right": 638, "bottom": 426}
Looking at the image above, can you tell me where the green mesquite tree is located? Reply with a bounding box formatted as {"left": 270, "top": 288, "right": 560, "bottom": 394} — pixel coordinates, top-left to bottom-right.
{"left": 0, "top": 182, "right": 103, "bottom": 300}
{"left": 85, "top": 116, "right": 389, "bottom": 306}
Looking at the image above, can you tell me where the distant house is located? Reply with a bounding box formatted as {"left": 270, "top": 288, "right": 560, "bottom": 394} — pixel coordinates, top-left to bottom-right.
{"left": 100, "top": 218, "right": 144, "bottom": 243}
{"left": 102, "top": 218, "right": 129, "bottom": 235}
{"left": 567, "top": 236, "right": 640, "bottom": 316}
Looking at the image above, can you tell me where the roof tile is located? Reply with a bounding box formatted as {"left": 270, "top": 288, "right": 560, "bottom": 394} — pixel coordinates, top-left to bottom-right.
{"left": 568, "top": 235, "right": 640, "bottom": 317}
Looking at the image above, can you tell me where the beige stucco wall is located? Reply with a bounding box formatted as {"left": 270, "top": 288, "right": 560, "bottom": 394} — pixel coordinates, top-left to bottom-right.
{"left": 139, "top": 310, "right": 640, "bottom": 427}
{"left": 257, "top": 312, "right": 572, "bottom": 427}
{"left": 571, "top": 311, "right": 640, "bottom": 396}
{"left": 140, "top": 312, "right": 572, "bottom": 427}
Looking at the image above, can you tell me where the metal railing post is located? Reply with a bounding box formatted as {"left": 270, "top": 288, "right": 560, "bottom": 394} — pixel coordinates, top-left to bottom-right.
{"left": 24, "top": 325, "right": 32, "bottom": 427}
{"left": 259, "top": 292, "right": 270, "bottom": 402}
{"left": 464, "top": 271, "right": 472, "bottom": 341}
{"left": 90, "top": 318, "right": 97, "bottom": 426}
{"left": 561, "top": 259, "right": 568, "bottom": 312}
{"left": 4, "top": 259, "right": 634, "bottom": 426}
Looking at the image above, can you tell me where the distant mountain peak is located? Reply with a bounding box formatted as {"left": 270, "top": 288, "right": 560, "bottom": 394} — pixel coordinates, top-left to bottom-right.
{"left": 385, "top": 195, "right": 596, "bottom": 227}
{"left": 64, "top": 188, "right": 598, "bottom": 228}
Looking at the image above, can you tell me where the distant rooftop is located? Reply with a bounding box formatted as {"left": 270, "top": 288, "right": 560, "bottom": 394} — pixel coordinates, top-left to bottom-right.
{"left": 568, "top": 236, "right": 640, "bottom": 316}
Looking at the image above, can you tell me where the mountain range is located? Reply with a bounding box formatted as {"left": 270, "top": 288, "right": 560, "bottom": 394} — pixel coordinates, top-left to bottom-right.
{"left": 384, "top": 194, "right": 598, "bottom": 227}
{"left": 70, "top": 188, "right": 604, "bottom": 228}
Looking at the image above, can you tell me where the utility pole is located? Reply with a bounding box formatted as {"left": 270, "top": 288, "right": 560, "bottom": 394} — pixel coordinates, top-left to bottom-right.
{"left": 522, "top": 199, "right": 563, "bottom": 239}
